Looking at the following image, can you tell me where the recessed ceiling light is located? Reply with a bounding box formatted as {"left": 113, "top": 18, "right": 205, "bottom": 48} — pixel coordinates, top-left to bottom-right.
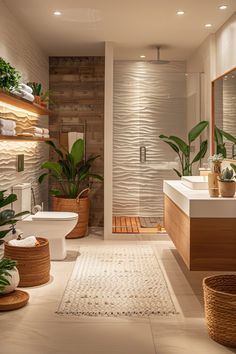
{"left": 219, "top": 5, "right": 228, "bottom": 10}
{"left": 140, "top": 55, "right": 146, "bottom": 58}
{"left": 177, "top": 10, "right": 185, "bottom": 15}
{"left": 53, "top": 11, "right": 61, "bottom": 16}
{"left": 205, "top": 23, "right": 212, "bottom": 28}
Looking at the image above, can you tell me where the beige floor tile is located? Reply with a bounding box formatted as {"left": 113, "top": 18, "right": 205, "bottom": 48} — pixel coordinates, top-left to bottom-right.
{"left": 151, "top": 318, "right": 236, "bottom": 354}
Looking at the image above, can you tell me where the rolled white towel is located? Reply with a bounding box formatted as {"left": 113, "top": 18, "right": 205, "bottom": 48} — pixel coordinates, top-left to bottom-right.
{"left": 43, "top": 128, "right": 49, "bottom": 135}
{"left": 20, "top": 90, "right": 35, "bottom": 102}
{"left": 34, "top": 132, "right": 43, "bottom": 138}
{"left": 0, "top": 128, "right": 16, "bottom": 136}
{"left": 8, "top": 236, "right": 38, "bottom": 247}
{"left": 43, "top": 134, "right": 50, "bottom": 139}
{"left": 25, "top": 127, "right": 43, "bottom": 134}
{"left": 0, "top": 118, "right": 16, "bottom": 130}
{"left": 12, "top": 89, "right": 34, "bottom": 102}
{"left": 19, "top": 83, "right": 33, "bottom": 94}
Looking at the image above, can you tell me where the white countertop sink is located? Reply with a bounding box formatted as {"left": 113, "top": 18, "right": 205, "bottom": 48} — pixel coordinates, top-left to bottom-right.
{"left": 181, "top": 176, "right": 208, "bottom": 190}
{"left": 163, "top": 180, "right": 236, "bottom": 218}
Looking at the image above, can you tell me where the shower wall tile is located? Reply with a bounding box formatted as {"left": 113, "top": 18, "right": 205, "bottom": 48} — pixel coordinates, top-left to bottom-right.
{"left": 113, "top": 61, "right": 187, "bottom": 217}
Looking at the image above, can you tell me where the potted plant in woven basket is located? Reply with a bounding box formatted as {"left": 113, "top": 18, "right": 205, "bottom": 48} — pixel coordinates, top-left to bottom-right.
{"left": 39, "top": 139, "right": 103, "bottom": 238}
{"left": 0, "top": 190, "right": 50, "bottom": 287}
{"left": 218, "top": 166, "right": 236, "bottom": 197}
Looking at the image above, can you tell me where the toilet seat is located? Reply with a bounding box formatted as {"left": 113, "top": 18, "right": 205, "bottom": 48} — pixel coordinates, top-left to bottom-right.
{"left": 31, "top": 211, "right": 78, "bottom": 221}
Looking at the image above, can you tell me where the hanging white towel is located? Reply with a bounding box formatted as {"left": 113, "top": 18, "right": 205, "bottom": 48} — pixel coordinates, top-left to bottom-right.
{"left": 0, "top": 118, "right": 16, "bottom": 130}
{"left": 68, "top": 132, "right": 84, "bottom": 152}
{"left": 8, "top": 236, "right": 38, "bottom": 247}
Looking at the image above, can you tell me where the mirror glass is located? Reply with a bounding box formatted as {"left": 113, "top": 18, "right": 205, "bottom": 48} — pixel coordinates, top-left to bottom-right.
{"left": 213, "top": 68, "right": 236, "bottom": 159}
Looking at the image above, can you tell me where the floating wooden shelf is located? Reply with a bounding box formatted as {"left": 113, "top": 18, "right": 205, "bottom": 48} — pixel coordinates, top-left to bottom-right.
{"left": 0, "top": 89, "right": 50, "bottom": 115}
{"left": 0, "top": 135, "right": 51, "bottom": 142}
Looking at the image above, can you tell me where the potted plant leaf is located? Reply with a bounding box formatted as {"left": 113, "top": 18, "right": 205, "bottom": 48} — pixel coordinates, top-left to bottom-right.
{"left": 0, "top": 190, "right": 29, "bottom": 294}
{"left": 27, "top": 82, "right": 42, "bottom": 104}
{"left": 0, "top": 258, "right": 19, "bottom": 295}
{"left": 0, "top": 57, "right": 21, "bottom": 92}
{"left": 0, "top": 190, "right": 29, "bottom": 244}
{"left": 159, "top": 120, "right": 209, "bottom": 177}
{"left": 38, "top": 139, "right": 103, "bottom": 238}
{"left": 218, "top": 167, "right": 236, "bottom": 197}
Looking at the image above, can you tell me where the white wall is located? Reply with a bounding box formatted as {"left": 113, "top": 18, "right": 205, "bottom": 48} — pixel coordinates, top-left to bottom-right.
{"left": 0, "top": 0, "right": 48, "bottom": 89}
{"left": 187, "top": 13, "right": 236, "bottom": 152}
{"left": 0, "top": 1, "right": 49, "bottom": 208}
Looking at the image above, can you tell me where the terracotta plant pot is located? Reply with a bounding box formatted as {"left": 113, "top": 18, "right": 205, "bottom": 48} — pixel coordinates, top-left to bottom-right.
{"left": 40, "top": 101, "right": 47, "bottom": 108}
{"left": 219, "top": 181, "right": 236, "bottom": 198}
{"left": 34, "top": 95, "right": 41, "bottom": 105}
{"left": 52, "top": 196, "right": 90, "bottom": 238}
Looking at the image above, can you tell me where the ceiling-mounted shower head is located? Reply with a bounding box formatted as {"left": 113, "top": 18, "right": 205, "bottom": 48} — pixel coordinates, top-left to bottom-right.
{"left": 150, "top": 46, "right": 170, "bottom": 64}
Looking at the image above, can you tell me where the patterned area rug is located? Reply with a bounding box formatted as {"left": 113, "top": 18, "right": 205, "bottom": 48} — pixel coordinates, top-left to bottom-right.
{"left": 57, "top": 246, "right": 177, "bottom": 317}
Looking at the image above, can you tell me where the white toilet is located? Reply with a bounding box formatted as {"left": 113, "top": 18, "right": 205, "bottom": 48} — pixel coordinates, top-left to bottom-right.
{"left": 13, "top": 183, "right": 78, "bottom": 261}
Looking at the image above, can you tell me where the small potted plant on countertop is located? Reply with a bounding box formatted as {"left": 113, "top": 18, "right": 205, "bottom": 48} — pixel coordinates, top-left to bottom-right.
{"left": 39, "top": 139, "right": 103, "bottom": 238}
{"left": 218, "top": 167, "right": 236, "bottom": 197}
{"left": 208, "top": 154, "right": 224, "bottom": 197}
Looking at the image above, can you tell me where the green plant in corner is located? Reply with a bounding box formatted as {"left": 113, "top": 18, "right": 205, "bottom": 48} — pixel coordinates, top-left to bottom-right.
{"left": 159, "top": 120, "right": 209, "bottom": 177}
{"left": 0, "top": 190, "right": 29, "bottom": 244}
{"left": 0, "top": 258, "right": 17, "bottom": 293}
{"left": 0, "top": 57, "right": 21, "bottom": 91}
{"left": 38, "top": 139, "right": 103, "bottom": 198}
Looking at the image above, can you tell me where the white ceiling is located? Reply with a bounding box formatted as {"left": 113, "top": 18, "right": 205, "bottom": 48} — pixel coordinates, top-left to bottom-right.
{"left": 4, "top": 0, "right": 236, "bottom": 60}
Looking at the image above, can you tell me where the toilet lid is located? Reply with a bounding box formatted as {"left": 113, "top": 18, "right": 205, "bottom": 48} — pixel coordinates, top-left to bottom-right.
{"left": 32, "top": 211, "right": 78, "bottom": 221}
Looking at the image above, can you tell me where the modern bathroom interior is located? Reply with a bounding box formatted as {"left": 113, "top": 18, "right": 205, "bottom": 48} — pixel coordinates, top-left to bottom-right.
{"left": 0, "top": 1, "right": 236, "bottom": 354}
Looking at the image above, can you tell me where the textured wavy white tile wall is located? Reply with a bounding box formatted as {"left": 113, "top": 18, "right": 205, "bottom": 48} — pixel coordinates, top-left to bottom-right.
{"left": 113, "top": 61, "right": 187, "bottom": 217}
{"left": 0, "top": 0, "right": 49, "bottom": 208}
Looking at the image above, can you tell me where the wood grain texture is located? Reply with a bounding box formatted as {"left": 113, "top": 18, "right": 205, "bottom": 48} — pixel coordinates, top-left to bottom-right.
{"left": 49, "top": 57, "right": 104, "bottom": 226}
{"left": 164, "top": 196, "right": 190, "bottom": 268}
{"left": 164, "top": 195, "right": 236, "bottom": 271}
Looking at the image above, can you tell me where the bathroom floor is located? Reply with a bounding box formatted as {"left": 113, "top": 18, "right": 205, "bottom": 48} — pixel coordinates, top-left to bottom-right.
{"left": 112, "top": 216, "right": 165, "bottom": 234}
{"left": 1, "top": 228, "right": 235, "bottom": 354}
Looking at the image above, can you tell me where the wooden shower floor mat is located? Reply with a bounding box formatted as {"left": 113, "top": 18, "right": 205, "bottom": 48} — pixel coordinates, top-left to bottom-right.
{"left": 112, "top": 216, "right": 165, "bottom": 234}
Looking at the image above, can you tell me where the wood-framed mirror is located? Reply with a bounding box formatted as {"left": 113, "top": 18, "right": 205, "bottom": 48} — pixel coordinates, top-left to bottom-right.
{"left": 211, "top": 67, "right": 236, "bottom": 160}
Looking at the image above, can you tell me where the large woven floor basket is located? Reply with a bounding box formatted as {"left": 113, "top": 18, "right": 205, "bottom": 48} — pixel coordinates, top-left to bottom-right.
{"left": 203, "top": 275, "right": 236, "bottom": 348}
{"left": 52, "top": 196, "right": 89, "bottom": 238}
{"left": 4, "top": 237, "right": 50, "bottom": 287}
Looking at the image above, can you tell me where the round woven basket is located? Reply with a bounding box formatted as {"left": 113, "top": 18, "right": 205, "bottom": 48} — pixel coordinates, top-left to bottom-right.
{"left": 4, "top": 237, "right": 50, "bottom": 287}
{"left": 203, "top": 274, "right": 236, "bottom": 348}
{"left": 52, "top": 196, "right": 89, "bottom": 238}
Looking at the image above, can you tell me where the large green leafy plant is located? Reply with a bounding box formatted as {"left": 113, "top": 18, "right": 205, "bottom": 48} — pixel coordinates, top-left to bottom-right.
{"left": 159, "top": 121, "right": 209, "bottom": 177}
{"left": 0, "top": 190, "right": 29, "bottom": 244}
{"left": 214, "top": 126, "right": 236, "bottom": 158}
{"left": 0, "top": 258, "right": 17, "bottom": 293}
{"left": 39, "top": 139, "right": 103, "bottom": 198}
{"left": 0, "top": 57, "right": 21, "bottom": 91}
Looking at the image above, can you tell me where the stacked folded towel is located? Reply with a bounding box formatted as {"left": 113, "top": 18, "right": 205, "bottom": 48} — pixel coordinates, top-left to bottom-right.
{"left": 0, "top": 118, "right": 16, "bottom": 136}
{"left": 11, "top": 83, "right": 34, "bottom": 102}
{"left": 18, "top": 126, "right": 49, "bottom": 138}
